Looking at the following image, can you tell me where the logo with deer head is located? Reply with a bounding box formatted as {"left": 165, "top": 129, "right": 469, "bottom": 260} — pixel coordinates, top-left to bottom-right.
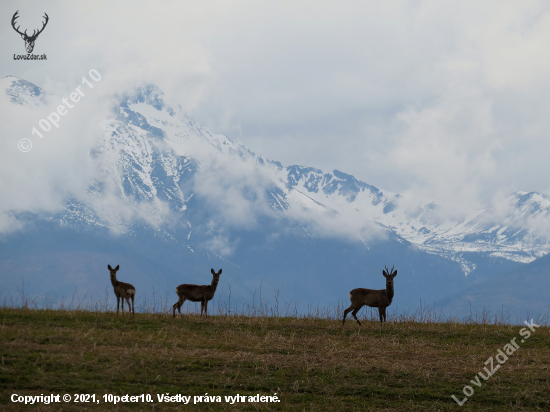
{"left": 11, "top": 11, "right": 49, "bottom": 54}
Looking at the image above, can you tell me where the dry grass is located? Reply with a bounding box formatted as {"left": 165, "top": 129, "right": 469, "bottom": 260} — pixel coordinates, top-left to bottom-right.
{"left": 1, "top": 307, "right": 549, "bottom": 411}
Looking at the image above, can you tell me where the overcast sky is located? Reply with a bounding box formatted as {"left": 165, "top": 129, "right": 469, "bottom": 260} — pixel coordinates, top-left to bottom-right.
{"left": 2, "top": 0, "right": 550, "bottom": 219}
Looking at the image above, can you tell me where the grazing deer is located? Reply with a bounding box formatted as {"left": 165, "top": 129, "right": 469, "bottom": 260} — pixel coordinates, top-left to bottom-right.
{"left": 173, "top": 268, "right": 222, "bottom": 319}
{"left": 343, "top": 265, "right": 397, "bottom": 326}
{"left": 108, "top": 264, "right": 136, "bottom": 317}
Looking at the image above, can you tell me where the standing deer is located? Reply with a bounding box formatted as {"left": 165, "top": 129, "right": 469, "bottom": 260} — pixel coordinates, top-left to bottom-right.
{"left": 343, "top": 265, "right": 397, "bottom": 326}
{"left": 108, "top": 264, "right": 136, "bottom": 317}
{"left": 173, "top": 268, "right": 222, "bottom": 319}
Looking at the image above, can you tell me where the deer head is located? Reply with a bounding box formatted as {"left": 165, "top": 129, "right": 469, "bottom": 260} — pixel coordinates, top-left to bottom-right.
{"left": 211, "top": 268, "right": 222, "bottom": 281}
{"left": 382, "top": 265, "right": 397, "bottom": 288}
{"left": 108, "top": 264, "right": 120, "bottom": 281}
{"left": 12, "top": 11, "right": 49, "bottom": 54}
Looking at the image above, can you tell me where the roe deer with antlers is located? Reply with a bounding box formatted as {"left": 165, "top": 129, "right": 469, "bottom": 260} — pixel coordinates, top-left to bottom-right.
{"left": 108, "top": 264, "right": 135, "bottom": 317}
{"left": 343, "top": 265, "right": 397, "bottom": 326}
{"left": 173, "top": 268, "right": 222, "bottom": 319}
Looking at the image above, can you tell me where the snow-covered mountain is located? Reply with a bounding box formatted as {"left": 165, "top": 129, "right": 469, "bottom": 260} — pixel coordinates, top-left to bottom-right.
{"left": 3, "top": 75, "right": 550, "bottom": 314}
{"left": 4, "top": 76, "right": 48, "bottom": 106}
{"left": 4, "top": 75, "right": 550, "bottom": 273}
{"left": 412, "top": 192, "right": 550, "bottom": 267}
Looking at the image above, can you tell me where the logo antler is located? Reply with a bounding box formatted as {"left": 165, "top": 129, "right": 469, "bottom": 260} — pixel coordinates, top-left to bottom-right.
{"left": 12, "top": 11, "right": 49, "bottom": 54}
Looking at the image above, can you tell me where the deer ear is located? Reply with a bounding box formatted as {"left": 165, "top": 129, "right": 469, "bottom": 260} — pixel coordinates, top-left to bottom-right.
{"left": 108, "top": 264, "right": 112, "bottom": 270}
{"left": 211, "top": 268, "right": 215, "bottom": 275}
{"left": 382, "top": 270, "right": 387, "bottom": 277}
{"left": 115, "top": 265, "right": 119, "bottom": 271}
{"left": 218, "top": 269, "right": 222, "bottom": 274}
{"left": 392, "top": 270, "right": 397, "bottom": 277}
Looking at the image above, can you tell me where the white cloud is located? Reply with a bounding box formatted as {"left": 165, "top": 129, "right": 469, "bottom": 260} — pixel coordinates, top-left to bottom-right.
{"left": 2, "top": 0, "right": 550, "bottom": 228}
{"left": 385, "top": 86, "right": 498, "bottom": 212}
{"left": 191, "top": 150, "right": 280, "bottom": 229}
{"left": 0, "top": 80, "right": 104, "bottom": 230}
{"left": 205, "top": 234, "right": 239, "bottom": 258}
{"left": 285, "top": 201, "right": 389, "bottom": 244}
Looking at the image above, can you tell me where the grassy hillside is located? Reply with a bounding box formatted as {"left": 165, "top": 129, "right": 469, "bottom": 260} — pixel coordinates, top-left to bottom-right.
{"left": 1, "top": 308, "right": 549, "bottom": 411}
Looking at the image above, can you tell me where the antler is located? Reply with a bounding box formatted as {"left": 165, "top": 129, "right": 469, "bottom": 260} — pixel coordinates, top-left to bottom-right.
{"left": 11, "top": 11, "right": 49, "bottom": 40}
{"left": 11, "top": 11, "right": 26, "bottom": 37}
{"left": 29, "top": 13, "right": 49, "bottom": 40}
{"left": 384, "top": 265, "right": 395, "bottom": 276}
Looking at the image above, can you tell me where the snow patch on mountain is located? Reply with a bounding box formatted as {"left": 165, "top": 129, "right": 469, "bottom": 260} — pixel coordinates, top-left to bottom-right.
{"left": 2, "top": 76, "right": 48, "bottom": 106}
{"left": 5, "top": 77, "right": 550, "bottom": 273}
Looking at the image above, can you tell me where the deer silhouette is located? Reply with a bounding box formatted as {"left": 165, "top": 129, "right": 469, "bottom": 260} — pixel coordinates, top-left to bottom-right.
{"left": 343, "top": 265, "right": 397, "bottom": 326}
{"left": 11, "top": 11, "right": 49, "bottom": 54}
{"left": 108, "top": 264, "right": 136, "bottom": 317}
{"left": 173, "top": 268, "right": 222, "bottom": 319}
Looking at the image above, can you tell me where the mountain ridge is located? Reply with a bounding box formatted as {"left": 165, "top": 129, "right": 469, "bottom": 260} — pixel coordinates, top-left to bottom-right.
{"left": 5, "top": 75, "right": 550, "bottom": 269}
{"left": 2, "top": 76, "right": 548, "bottom": 315}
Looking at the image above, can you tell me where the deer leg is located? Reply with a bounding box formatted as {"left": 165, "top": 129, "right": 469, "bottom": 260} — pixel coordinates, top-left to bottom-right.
{"left": 343, "top": 306, "right": 353, "bottom": 325}
{"left": 200, "top": 300, "right": 205, "bottom": 318}
{"left": 172, "top": 296, "right": 185, "bottom": 318}
{"left": 204, "top": 300, "right": 208, "bottom": 319}
{"left": 351, "top": 308, "right": 362, "bottom": 326}
{"left": 131, "top": 295, "right": 135, "bottom": 317}
{"left": 382, "top": 307, "right": 387, "bottom": 325}
{"left": 116, "top": 296, "right": 120, "bottom": 317}
{"left": 125, "top": 297, "right": 131, "bottom": 317}
{"left": 378, "top": 307, "right": 384, "bottom": 325}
